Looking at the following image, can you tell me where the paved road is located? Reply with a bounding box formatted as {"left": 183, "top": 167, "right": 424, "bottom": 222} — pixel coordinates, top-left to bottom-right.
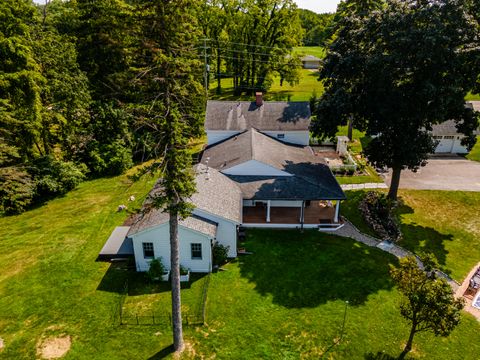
{"left": 383, "top": 157, "right": 480, "bottom": 191}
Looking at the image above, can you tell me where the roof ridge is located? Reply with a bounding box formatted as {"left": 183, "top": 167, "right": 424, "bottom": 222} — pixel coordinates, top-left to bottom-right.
{"left": 250, "top": 128, "right": 256, "bottom": 160}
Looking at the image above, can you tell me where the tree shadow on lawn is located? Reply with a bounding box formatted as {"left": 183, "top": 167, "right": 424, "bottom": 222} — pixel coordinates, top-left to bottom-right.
{"left": 238, "top": 229, "right": 397, "bottom": 308}
{"left": 395, "top": 202, "right": 454, "bottom": 275}
{"left": 96, "top": 261, "right": 206, "bottom": 295}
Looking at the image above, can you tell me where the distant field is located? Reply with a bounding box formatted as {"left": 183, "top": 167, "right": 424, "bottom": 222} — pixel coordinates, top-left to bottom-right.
{"left": 210, "top": 68, "right": 324, "bottom": 102}
{"left": 293, "top": 46, "right": 326, "bottom": 59}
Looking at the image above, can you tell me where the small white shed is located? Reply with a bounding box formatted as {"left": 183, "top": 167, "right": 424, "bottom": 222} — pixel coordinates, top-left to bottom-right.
{"left": 300, "top": 55, "right": 321, "bottom": 69}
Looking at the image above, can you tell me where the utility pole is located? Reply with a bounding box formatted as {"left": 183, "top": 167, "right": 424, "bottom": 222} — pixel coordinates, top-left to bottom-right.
{"left": 201, "top": 38, "right": 210, "bottom": 99}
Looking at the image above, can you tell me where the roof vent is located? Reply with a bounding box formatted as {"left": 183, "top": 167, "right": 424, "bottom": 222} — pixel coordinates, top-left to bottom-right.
{"left": 255, "top": 92, "right": 263, "bottom": 107}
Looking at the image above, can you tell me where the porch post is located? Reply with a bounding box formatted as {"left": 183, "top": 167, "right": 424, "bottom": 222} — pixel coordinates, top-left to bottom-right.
{"left": 266, "top": 200, "right": 271, "bottom": 223}
{"left": 334, "top": 200, "right": 340, "bottom": 223}
{"left": 300, "top": 201, "right": 305, "bottom": 223}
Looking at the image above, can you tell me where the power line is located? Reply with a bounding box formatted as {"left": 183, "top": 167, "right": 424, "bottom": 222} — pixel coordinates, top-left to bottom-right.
{"left": 206, "top": 38, "right": 292, "bottom": 51}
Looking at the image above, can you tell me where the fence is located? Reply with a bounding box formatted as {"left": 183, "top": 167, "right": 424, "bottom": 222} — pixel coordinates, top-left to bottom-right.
{"left": 116, "top": 274, "right": 211, "bottom": 327}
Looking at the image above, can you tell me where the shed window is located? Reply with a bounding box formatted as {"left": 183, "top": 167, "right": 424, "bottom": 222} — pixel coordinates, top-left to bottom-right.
{"left": 277, "top": 133, "right": 285, "bottom": 139}
{"left": 142, "top": 242, "right": 154, "bottom": 258}
{"left": 191, "top": 243, "right": 202, "bottom": 260}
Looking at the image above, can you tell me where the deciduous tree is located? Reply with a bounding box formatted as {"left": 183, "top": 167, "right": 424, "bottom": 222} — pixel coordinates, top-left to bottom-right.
{"left": 390, "top": 256, "right": 464, "bottom": 359}
{"left": 312, "top": 0, "right": 480, "bottom": 200}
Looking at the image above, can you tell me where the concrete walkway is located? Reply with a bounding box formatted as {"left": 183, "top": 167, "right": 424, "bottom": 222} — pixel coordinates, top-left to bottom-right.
{"left": 341, "top": 182, "right": 387, "bottom": 190}
{"left": 337, "top": 219, "right": 459, "bottom": 291}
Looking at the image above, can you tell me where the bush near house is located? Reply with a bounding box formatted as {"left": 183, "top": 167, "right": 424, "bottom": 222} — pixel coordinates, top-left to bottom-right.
{"left": 212, "top": 243, "right": 230, "bottom": 266}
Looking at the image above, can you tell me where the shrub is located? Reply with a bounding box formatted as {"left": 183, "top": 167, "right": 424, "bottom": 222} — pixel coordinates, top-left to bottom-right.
{"left": 0, "top": 167, "right": 35, "bottom": 215}
{"left": 346, "top": 168, "right": 355, "bottom": 176}
{"left": 31, "top": 156, "right": 87, "bottom": 200}
{"left": 86, "top": 139, "right": 133, "bottom": 176}
{"left": 147, "top": 258, "right": 167, "bottom": 281}
{"left": 359, "top": 191, "right": 402, "bottom": 241}
{"left": 180, "top": 265, "right": 189, "bottom": 275}
{"left": 212, "top": 243, "right": 230, "bottom": 266}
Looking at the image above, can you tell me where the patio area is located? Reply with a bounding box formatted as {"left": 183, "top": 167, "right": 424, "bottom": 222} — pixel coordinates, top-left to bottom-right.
{"left": 242, "top": 201, "right": 337, "bottom": 225}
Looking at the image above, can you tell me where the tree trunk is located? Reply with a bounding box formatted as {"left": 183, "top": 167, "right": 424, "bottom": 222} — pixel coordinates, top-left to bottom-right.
{"left": 398, "top": 323, "right": 416, "bottom": 360}
{"left": 170, "top": 209, "right": 184, "bottom": 352}
{"left": 388, "top": 166, "right": 402, "bottom": 200}
{"left": 347, "top": 117, "right": 353, "bottom": 141}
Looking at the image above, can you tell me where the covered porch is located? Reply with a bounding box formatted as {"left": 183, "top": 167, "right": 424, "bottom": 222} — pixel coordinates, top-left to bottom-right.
{"left": 242, "top": 200, "right": 342, "bottom": 229}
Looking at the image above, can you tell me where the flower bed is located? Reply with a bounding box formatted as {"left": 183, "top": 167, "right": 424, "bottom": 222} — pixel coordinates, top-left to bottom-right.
{"left": 359, "top": 191, "right": 402, "bottom": 242}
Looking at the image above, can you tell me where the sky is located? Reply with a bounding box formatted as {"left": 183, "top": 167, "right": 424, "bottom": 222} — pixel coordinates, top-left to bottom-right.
{"left": 295, "top": 0, "right": 341, "bottom": 13}
{"left": 32, "top": 0, "right": 342, "bottom": 13}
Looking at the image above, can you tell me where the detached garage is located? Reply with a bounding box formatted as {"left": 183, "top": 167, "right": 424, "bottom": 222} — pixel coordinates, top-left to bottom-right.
{"left": 432, "top": 120, "right": 471, "bottom": 154}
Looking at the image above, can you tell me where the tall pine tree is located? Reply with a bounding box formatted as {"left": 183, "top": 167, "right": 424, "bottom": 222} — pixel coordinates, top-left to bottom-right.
{"left": 132, "top": 0, "right": 204, "bottom": 352}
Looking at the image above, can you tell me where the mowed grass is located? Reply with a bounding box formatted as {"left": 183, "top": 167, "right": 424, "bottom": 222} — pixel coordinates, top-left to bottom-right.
{"left": 293, "top": 46, "right": 326, "bottom": 58}
{"left": 210, "top": 69, "right": 323, "bottom": 102}
{"left": 1, "top": 180, "right": 480, "bottom": 358}
{"left": 342, "top": 190, "right": 480, "bottom": 282}
{"left": 466, "top": 135, "right": 480, "bottom": 162}
{"left": 190, "top": 230, "right": 480, "bottom": 359}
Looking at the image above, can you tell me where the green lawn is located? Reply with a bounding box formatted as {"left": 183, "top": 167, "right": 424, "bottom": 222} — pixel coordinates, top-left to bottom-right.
{"left": 191, "top": 230, "right": 480, "bottom": 359}
{"left": 1, "top": 174, "right": 480, "bottom": 358}
{"left": 342, "top": 190, "right": 480, "bottom": 282}
{"left": 210, "top": 68, "right": 323, "bottom": 102}
{"left": 466, "top": 135, "right": 480, "bottom": 162}
{"left": 293, "top": 46, "right": 326, "bottom": 58}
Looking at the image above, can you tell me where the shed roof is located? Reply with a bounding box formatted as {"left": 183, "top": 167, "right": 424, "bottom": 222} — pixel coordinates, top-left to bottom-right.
{"left": 300, "top": 55, "right": 321, "bottom": 61}
{"left": 98, "top": 226, "right": 133, "bottom": 260}
{"left": 205, "top": 100, "right": 310, "bottom": 131}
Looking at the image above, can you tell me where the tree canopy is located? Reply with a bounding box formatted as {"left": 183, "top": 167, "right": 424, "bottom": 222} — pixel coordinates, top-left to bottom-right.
{"left": 312, "top": 0, "right": 480, "bottom": 199}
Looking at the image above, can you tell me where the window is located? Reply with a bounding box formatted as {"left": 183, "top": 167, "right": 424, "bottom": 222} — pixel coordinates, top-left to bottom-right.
{"left": 433, "top": 136, "right": 443, "bottom": 140}
{"left": 142, "top": 242, "right": 154, "bottom": 258}
{"left": 444, "top": 135, "right": 454, "bottom": 139}
{"left": 191, "top": 243, "right": 202, "bottom": 259}
{"left": 277, "top": 133, "right": 285, "bottom": 139}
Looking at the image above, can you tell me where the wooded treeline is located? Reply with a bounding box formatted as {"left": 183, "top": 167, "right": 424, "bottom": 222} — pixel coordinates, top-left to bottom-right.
{"left": 0, "top": 0, "right": 310, "bottom": 215}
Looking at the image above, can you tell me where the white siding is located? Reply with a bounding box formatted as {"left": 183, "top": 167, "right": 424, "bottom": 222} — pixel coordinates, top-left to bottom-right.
{"left": 303, "top": 61, "right": 320, "bottom": 69}
{"left": 193, "top": 209, "right": 238, "bottom": 258}
{"left": 222, "top": 159, "right": 292, "bottom": 177}
{"left": 452, "top": 139, "right": 468, "bottom": 154}
{"left": 434, "top": 136, "right": 468, "bottom": 154}
{"left": 131, "top": 224, "right": 212, "bottom": 273}
{"left": 261, "top": 131, "right": 310, "bottom": 145}
{"left": 206, "top": 130, "right": 241, "bottom": 145}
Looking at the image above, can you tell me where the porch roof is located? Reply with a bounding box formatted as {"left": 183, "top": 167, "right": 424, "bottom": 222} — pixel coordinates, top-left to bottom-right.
{"left": 98, "top": 226, "right": 133, "bottom": 260}
{"left": 229, "top": 174, "right": 346, "bottom": 200}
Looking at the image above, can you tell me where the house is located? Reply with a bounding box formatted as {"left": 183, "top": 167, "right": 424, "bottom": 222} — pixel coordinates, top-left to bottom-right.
{"left": 202, "top": 128, "right": 346, "bottom": 229}
{"left": 205, "top": 93, "right": 311, "bottom": 146}
{"left": 431, "top": 101, "right": 480, "bottom": 154}
{"left": 98, "top": 164, "right": 242, "bottom": 273}
{"left": 300, "top": 55, "right": 321, "bottom": 69}
{"left": 99, "top": 97, "right": 346, "bottom": 274}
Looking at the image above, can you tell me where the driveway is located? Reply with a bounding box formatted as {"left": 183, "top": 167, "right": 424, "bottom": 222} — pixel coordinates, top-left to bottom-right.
{"left": 383, "top": 157, "right": 480, "bottom": 191}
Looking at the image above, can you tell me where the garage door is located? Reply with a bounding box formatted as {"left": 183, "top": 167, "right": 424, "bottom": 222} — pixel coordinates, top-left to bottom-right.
{"left": 435, "top": 136, "right": 454, "bottom": 153}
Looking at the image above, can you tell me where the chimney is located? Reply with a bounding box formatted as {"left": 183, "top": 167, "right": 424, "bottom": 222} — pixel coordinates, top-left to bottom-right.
{"left": 255, "top": 92, "right": 263, "bottom": 107}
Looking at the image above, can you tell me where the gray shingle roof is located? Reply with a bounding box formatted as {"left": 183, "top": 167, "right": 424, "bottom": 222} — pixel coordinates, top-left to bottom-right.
{"left": 202, "top": 129, "right": 346, "bottom": 200}
{"left": 203, "top": 128, "right": 326, "bottom": 171}
{"left": 128, "top": 210, "right": 218, "bottom": 237}
{"left": 128, "top": 165, "right": 242, "bottom": 236}
{"left": 431, "top": 120, "right": 462, "bottom": 136}
{"left": 301, "top": 55, "right": 321, "bottom": 61}
{"left": 205, "top": 100, "right": 311, "bottom": 131}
